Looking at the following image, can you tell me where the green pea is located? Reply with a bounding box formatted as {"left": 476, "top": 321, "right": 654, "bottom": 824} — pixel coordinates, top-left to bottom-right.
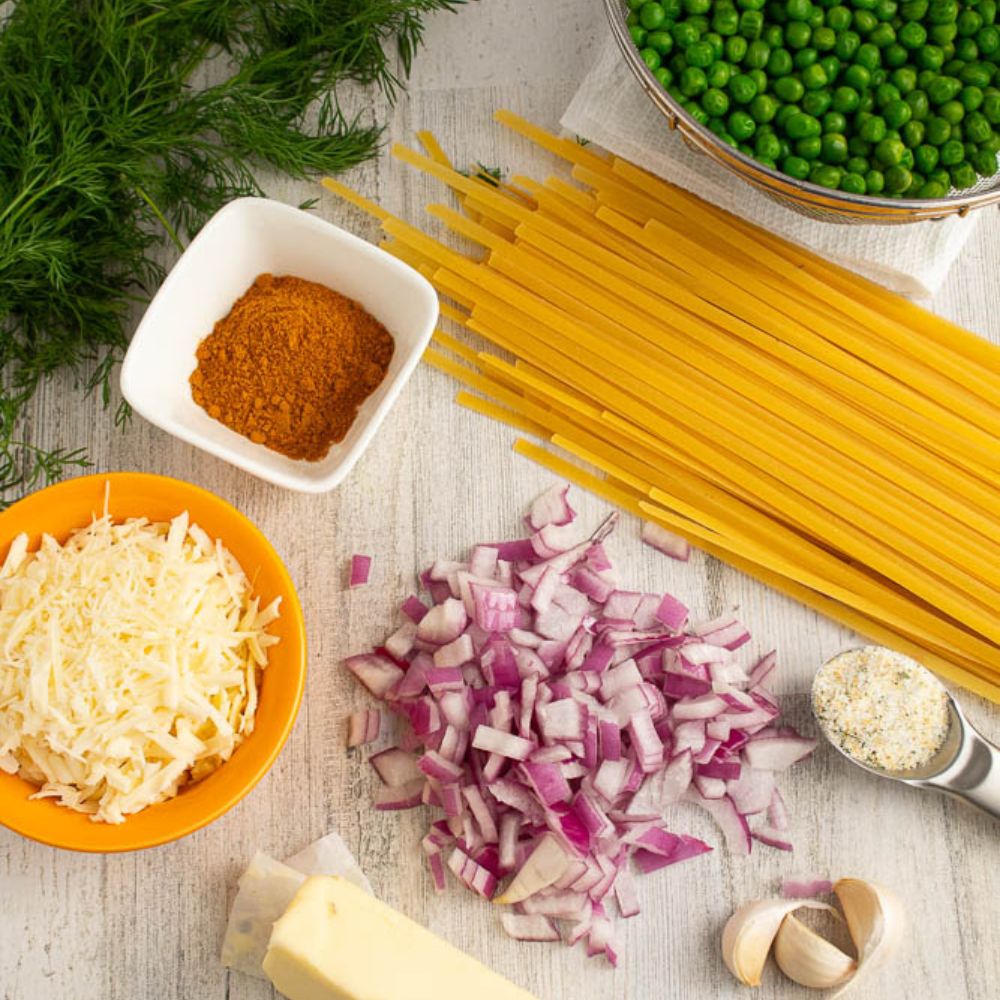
{"left": 782, "top": 153, "right": 811, "bottom": 177}
{"left": 860, "top": 115, "right": 889, "bottom": 141}
{"left": 903, "top": 120, "right": 926, "bottom": 148}
{"left": 740, "top": 9, "right": 766, "bottom": 37}
{"left": 796, "top": 134, "right": 823, "bottom": 157}
{"left": 950, "top": 161, "right": 978, "bottom": 187}
{"left": 702, "top": 87, "right": 732, "bottom": 116}
{"left": 884, "top": 100, "right": 913, "bottom": 129}
{"left": 707, "top": 62, "right": 733, "bottom": 87}
{"left": 773, "top": 75, "right": 806, "bottom": 100}
{"left": 965, "top": 111, "right": 992, "bottom": 143}
{"left": 978, "top": 26, "right": 1000, "bottom": 56}
{"left": 870, "top": 24, "right": 897, "bottom": 50}
{"left": 885, "top": 164, "right": 913, "bottom": 191}
{"left": 785, "top": 20, "right": 812, "bottom": 47}
{"left": 672, "top": 21, "right": 701, "bottom": 46}
{"left": 820, "top": 132, "right": 850, "bottom": 162}
{"left": 928, "top": 0, "right": 958, "bottom": 25}
{"left": 717, "top": 7, "right": 742, "bottom": 35}
{"left": 668, "top": 53, "right": 688, "bottom": 75}
{"left": 984, "top": 93, "right": 1000, "bottom": 124}
{"left": 744, "top": 39, "right": 771, "bottom": 68}
{"left": 972, "top": 148, "right": 999, "bottom": 175}
{"left": 811, "top": 163, "right": 841, "bottom": 186}
{"left": 956, "top": 38, "right": 979, "bottom": 62}
{"left": 847, "top": 154, "right": 870, "bottom": 173}
{"left": 654, "top": 66, "right": 674, "bottom": 89}
{"left": 858, "top": 90, "right": 877, "bottom": 112}
{"left": 982, "top": 0, "right": 998, "bottom": 25}
{"left": 685, "top": 40, "right": 714, "bottom": 67}
{"left": 826, "top": 5, "right": 852, "bottom": 30}
{"left": 750, "top": 67, "right": 769, "bottom": 92}
{"left": 752, "top": 94, "right": 780, "bottom": 122}
{"left": 939, "top": 137, "right": 965, "bottom": 164}
{"left": 875, "top": 136, "right": 907, "bottom": 163}
{"left": 875, "top": 83, "right": 901, "bottom": 108}
{"left": 958, "top": 10, "right": 982, "bottom": 37}
{"left": 729, "top": 72, "right": 759, "bottom": 102}
{"left": 823, "top": 110, "right": 848, "bottom": 132}
{"left": 876, "top": 0, "right": 897, "bottom": 19}
{"left": 680, "top": 66, "right": 709, "bottom": 95}
{"left": 865, "top": 167, "right": 887, "bottom": 191}
{"left": 961, "top": 64, "right": 993, "bottom": 90}
{"left": 641, "top": 47, "right": 663, "bottom": 70}
{"left": 928, "top": 166, "right": 952, "bottom": 187}
{"left": 648, "top": 30, "right": 676, "bottom": 54}
{"left": 905, "top": 171, "right": 926, "bottom": 194}
{"left": 794, "top": 46, "right": 819, "bottom": 68}
{"left": 802, "top": 89, "right": 832, "bottom": 115}
{"left": 629, "top": 0, "right": 647, "bottom": 9}
{"left": 855, "top": 43, "right": 882, "bottom": 71}
{"left": 854, "top": 10, "right": 879, "bottom": 35}
{"left": 941, "top": 58, "right": 963, "bottom": 77}
{"left": 801, "top": 62, "right": 828, "bottom": 89}
{"left": 640, "top": 2, "right": 669, "bottom": 30}
{"left": 834, "top": 30, "right": 861, "bottom": 61}
{"left": 900, "top": 0, "right": 928, "bottom": 20}
{"left": 725, "top": 34, "right": 750, "bottom": 60}
{"left": 962, "top": 86, "right": 985, "bottom": 114}
{"left": 926, "top": 115, "right": 952, "bottom": 143}
{"left": 786, "top": 110, "right": 823, "bottom": 137}
{"left": 914, "top": 142, "right": 941, "bottom": 172}
{"left": 928, "top": 75, "right": 963, "bottom": 104}
{"left": 917, "top": 180, "right": 948, "bottom": 196}
{"left": 685, "top": 0, "right": 712, "bottom": 12}
{"left": 707, "top": 115, "right": 728, "bottom": 137}
{"left": 630, "top": 25, "right": 649, "bottom": 47}
{"left": 763, "top": 23, "right": 785, "bottom": 47}
{"left": 895, "top": 23, "right": 926, "bottom": 55}
{"left": 806, "top": 6, "right": 825, "bottom": 30}
{"left": 767, "top": 47, "right": 794, "bottom": 75}
{"left": 756, "top": 130, "right": 784, "bottom": 158}
{"left": 704, "top": 31, "right": 725, "bottom": 57}
{"left": 900, "top": 145, "right": 916, "bottom": 169}
{"left": 840, "top": 171, "right": 868, "bottom": 192}
{"left": 684, "top": 100, "right": 711, "bottom": 125}
{"left": 728, "top": 108, "right": 758, "bottom": 138}
{"left": 906, "top": 90, "right": 930, "bottom": 120}
{"left": 786, "top": 0, "right": 812, "bottom": 19}
{"left": 940, "top": 100, "right": 965, "bottom": 124}
{"left": 891, "top": 68, "right": 918, "bottom": 96}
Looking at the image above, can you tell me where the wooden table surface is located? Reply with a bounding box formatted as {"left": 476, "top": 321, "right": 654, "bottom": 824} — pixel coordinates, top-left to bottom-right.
{"left": 2, "top": 3, "right": 998, "bottom": 999}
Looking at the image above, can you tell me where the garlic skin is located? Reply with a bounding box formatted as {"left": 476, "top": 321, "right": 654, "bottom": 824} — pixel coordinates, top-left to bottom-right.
{"left": 721, "top": 899, "right": 829, "bottom": 987}
{"left": 774, "top": 913, "right": 857, "bottom": 989}
{"left": 721, "top": 877, "right": 904, "bottom": 994}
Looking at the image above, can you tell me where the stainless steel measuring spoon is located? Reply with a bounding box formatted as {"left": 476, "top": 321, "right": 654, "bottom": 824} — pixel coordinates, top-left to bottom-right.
{"left": 812, "top": 647, "right": 1000, "bottom": 821}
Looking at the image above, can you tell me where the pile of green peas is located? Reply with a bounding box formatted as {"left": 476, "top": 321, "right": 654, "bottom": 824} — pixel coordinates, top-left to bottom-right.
{"left": 627, "top": 0, "right": 1000, "bottom": 197}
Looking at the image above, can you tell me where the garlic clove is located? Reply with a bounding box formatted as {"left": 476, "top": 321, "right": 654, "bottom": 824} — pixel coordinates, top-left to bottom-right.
{"left": 831, "top": 879, "right": 906, "bottom": 998}
{"left": 721, "top": 899, "right": 830, "bottom": 987}
{"left": 773, "top": 913, "right": 857, "bottom": 989}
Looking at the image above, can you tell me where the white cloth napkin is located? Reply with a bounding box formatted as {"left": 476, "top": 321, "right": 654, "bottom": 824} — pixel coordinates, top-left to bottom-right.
{"left": 561, "top": 38, "right": 980, "bottom": 299}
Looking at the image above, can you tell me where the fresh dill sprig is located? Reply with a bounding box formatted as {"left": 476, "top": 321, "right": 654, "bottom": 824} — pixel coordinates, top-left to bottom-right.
{"left": 0, "top": 0, "right": 466, "bottom": 503}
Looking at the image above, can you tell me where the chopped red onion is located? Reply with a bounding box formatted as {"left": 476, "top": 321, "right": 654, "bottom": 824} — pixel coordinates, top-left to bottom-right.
{"left": 346, "top": 486, "right": 813, "bottom": 963}
{"left": 640, "top": 521, "right": 691, "bottom": 562}
{"left": 782, "top": 877, "right": 833, "bottom": 898}
{"left": 346, "top": 709, "right": 380, "bottom": 748}
{"left": 349, "top": 554, "right": 372, "bottom": 587}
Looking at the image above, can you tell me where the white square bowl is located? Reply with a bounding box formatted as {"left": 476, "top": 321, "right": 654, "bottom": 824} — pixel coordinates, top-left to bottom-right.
{"left": 120, "top": 197, "right": 438, "bottom": 492}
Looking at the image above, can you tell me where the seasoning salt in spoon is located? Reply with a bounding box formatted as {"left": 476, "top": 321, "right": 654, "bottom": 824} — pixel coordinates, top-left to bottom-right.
{"left": 812, "top": 645, "right": 1000, "bottom": 821}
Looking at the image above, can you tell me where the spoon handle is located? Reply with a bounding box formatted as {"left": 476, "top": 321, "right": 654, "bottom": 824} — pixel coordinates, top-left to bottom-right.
{"left": 936, "top": 724, "right": 1000, "bottom": 821}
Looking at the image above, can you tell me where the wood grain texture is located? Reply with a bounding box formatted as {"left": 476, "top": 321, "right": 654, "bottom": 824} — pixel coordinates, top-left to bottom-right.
{"left": 2, "top": 3, "right": 999, "bottom": 999}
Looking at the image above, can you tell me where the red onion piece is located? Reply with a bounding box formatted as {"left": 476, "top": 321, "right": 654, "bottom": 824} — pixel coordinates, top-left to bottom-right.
{"left": 501, "top": 912, "right": 561, "bottom": 942}
{"left": 349, "top": 554, "right": 372, "bottom": 587}
{"left": 782, "top": 877, "right": 833, "bottom": 898}
{"left": 641, "top": 521, "right": 691, "bottom": 562}
{"left": 346, "top": 709, "right": 380, "bottom": 748}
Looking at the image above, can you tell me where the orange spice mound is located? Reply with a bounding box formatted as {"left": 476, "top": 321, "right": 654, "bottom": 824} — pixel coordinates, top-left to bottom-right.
{"left": 190, "top": 274, "right": 394, "bottom": 461}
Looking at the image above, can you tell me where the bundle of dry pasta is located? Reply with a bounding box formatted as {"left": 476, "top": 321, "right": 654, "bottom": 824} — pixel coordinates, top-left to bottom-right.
{"left": 321, "top": 112, "right": 1000, "bottom": 703}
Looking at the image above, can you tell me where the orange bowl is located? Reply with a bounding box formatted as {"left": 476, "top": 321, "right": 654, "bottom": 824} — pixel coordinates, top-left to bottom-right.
{"left": 0, "top": 472, "right": 306, "bottom": 852}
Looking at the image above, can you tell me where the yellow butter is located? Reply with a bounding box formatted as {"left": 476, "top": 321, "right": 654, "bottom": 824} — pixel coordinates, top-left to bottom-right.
{"left": 263, "top": 876, "right": 538, "bottom": 1000}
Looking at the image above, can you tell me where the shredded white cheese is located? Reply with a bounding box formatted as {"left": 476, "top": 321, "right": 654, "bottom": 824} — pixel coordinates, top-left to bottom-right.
{"left": 0, "top": 511, "right": 280, "bottom": 823}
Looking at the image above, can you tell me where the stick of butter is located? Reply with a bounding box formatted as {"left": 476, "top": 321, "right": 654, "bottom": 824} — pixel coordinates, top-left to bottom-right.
{"left": 263, "top": 876, "right": 540, "bottom": 1000}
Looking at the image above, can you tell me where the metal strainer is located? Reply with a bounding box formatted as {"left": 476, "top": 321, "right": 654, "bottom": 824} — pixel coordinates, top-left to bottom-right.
{"left": 606, "top": 0, "right": 1000, "bottom": 224}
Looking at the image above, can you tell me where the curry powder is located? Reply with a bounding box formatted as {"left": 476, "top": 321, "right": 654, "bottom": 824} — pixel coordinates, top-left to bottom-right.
{"left": 189, "top": 274, "right": 394, "bottom": 461}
